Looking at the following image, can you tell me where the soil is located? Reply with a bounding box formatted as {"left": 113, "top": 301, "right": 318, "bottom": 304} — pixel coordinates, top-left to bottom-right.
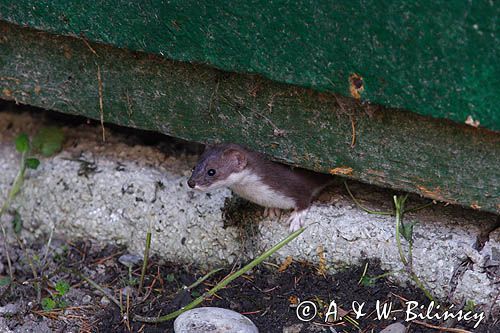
{"left": 0, "top": 238, "right": 497, "bottom": 333}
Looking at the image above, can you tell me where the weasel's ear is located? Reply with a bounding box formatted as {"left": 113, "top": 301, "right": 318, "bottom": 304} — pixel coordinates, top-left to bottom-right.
{"left": 223, "top": 148, "right": 247, "bottom": 171}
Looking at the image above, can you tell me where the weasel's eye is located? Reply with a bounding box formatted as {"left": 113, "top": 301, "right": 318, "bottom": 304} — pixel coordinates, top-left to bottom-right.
{"left": 207, "top": 169, "right": 216, "bottom": 176}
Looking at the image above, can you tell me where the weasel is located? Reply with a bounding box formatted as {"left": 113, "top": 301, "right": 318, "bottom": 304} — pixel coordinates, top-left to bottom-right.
{"left": 187, "top": 143, "right": 332, "bottom": 231}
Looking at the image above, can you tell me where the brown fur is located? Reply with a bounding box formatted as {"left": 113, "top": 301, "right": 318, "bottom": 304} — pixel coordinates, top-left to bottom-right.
{"left": 188, "top": 144, "right": 333, "bottom": 211}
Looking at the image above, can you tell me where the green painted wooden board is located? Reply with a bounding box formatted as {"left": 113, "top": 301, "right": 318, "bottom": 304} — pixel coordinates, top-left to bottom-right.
{"left": 1, "top": 22, "right": 498, "bottom": 214}
{"left": 0, "top": 1, "right": 498, "bottom": 131}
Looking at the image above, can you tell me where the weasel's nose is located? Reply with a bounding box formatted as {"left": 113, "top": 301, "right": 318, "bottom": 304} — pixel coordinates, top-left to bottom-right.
{"left": 187, "top": 179, "right": 195, "bottom": 188}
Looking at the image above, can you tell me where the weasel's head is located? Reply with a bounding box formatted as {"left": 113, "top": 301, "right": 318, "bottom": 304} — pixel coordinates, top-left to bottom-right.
{"left": 187, "top": 144, "right": 248, "bottom": 191}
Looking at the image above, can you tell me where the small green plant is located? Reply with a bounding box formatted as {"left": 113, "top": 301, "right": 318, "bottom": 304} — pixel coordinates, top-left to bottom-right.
{"left": 0, "top": 129, "right": 65, "bottom": 296}
{"left": 41, "top": 298, "right": 57, "bottom": 311}
{"left": 165, "top": 273, "right": 175, "bottom": 283}
{"left": 32, "top": 127, "right": 65, "bottom": 157}
{"left": 127, "top": 266, "right": 138, "bottom": 287}
{"left": 55, "top": 280, "right": 70, "bottom": 295}
{"left": 393, "top": 195, "right": 434, "bottom": 301}
{"left": 358, "top": 262, "right": 394, "bottom": 287}
{"left": 464, "top": 299, "right": 476, "bottom": 312}
{"left": 42, "top": 280, "right": 70, "bottom": 311}
{"left": 11, "top": 210, "right": 23, "bottom": 235}
{"left": 359, "top": 273, "right": 393, "bottom": 287}
{"left": 0, "top": 133, "right": 41, "bottom": 282}
{"left": 345, "top": 182, "right": 434, "bottom": 301}
{"left": 53, "top": 244, "right": 69, "bottom": 263}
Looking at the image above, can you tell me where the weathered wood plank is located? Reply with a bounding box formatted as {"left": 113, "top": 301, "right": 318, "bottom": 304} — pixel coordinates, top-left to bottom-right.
{"left": 0, "top": 1, "right": 498, "bottom": 131}
{"left": 0, "top": 22, "right": 499, "bottom": 214}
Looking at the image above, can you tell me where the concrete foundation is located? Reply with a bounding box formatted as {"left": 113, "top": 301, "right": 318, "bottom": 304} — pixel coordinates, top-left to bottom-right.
{"left": 0, "top": 107, "right": 498, "bottom": 318}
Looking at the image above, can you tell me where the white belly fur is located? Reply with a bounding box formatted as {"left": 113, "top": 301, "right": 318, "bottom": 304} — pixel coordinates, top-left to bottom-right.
{"left": 226, "top": 170, "right": 296, "bottom": 209}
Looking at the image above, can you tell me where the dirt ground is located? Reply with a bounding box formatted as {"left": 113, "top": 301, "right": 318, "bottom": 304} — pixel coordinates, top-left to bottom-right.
{"left": 0, "top": 237, "right": 497, "bottom": 333}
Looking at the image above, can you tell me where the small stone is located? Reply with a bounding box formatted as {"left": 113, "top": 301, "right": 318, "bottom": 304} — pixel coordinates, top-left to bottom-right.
{"left": 121, "top": 286, "right": 135, "bottom": 298}
{"left": 174, "top": 307, "right": 258, "bottom": 333}
{"left": 118, "top": 254, "right": 142, "bottom": 267}
{"left": 0, "top": 318, "right": 13, "bottom": 333}
{"left": 379, "top": 322, "right": 406, "bottom": 333}
{"left": 0, "top": 303, "right": 19, "bottom": 316}
{"left": 100, "top": 296, "right": 110, "bottom": 306}
{"left": 82, "top": 295, "right": 92, "bottom": 304}
{"left": 17, "top": 319, "right": 51, "bottom": 333}
{"left": 283, "top": 323, "right": 303, "bottom": 333}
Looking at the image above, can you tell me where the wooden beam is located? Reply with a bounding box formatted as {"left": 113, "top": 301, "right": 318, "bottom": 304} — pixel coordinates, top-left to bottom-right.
{"left": 0, "top": 1, "right": 498, "bottom": 131}
{"left": 0, "top": 22, "right": 498, "bottom": 214}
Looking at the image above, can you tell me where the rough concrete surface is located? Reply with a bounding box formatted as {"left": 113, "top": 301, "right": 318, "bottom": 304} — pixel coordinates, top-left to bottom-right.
{"left": 0, "top": 108, "right": 499, "bottom": 318}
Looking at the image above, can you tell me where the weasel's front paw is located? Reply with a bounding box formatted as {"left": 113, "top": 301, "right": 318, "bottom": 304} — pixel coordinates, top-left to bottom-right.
{"left": 263, "top": 207, "right": 282, "bottom": 219}
{"left": 288, "top": 210, "right": 307, "bottom": 232}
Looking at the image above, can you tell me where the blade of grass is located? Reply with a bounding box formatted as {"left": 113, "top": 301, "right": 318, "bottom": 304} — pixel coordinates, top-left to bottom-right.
{"left": 186, "top": 268, "right": 222, "bottom": 291}
{"left": 403, "top": 201, "right": 434, "bottom": 214}
{"left": 393, "top": 195, "right": 435, "bottom": 302}
{"left": 0, "top": 150, "right": 28, "bottom": 280}
{"left": 138, "top": 228, "right": 151, "bottom": 294}
{"left": 394, "top": 195, "right": 409, "bottom": 267}
{"left": 133, "top": 227, "right": 306, "bottom": 323}
{"left": 75, "top": 270, "right": 123, "bottom": 312}
{"left": 357, "top": 262, "right": 369, "bottom": 284}
{"left": 344, "top": 182, "right": 393, "bottom": 215}
{"left": 14, "top": 235, "right": 41, "bottom": 302}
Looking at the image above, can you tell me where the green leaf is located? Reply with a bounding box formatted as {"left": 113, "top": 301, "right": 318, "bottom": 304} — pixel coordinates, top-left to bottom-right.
{"left": 400, "top": 221, "right": 416, "bottom": 243}
{"left": 12, "top": 211, "right": 23, "bottom": 235}
{"left": 0, "top": 276, "right": 11, "bottom": 287}
{"left": 464, "top": 299, "right": 476, "bottom": 312}
{"left": 166, "top": 273, "right": 175, "bottom": 283}
{"left": 55, "top": 280, "right": 70, "bottom": 296}
{"left": 359, "top": 276, "right": 377, "bottom": 287}
{"left": 32, "top": 127, "right": 65, "bottom": 157}
{"left": 15, "top": 133, "right": 29, "bottom": 153}
{"left": 26, "top": 158, "right": 40, "bottom": 169}
{"left": 41, "top": 297, "right": 56, "bottom": 311}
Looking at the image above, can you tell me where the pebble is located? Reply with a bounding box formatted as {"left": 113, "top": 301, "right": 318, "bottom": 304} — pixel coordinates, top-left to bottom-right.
{"left": 0, "top": 318, "right": 13, "bottom": 333}
{"left": 174, "top": 307, "right": 258, "bottom": 333}
{"left": 82, "top": 295, "right": 92, "bottom": 304}
{"left": 17, "top": 319, "right": 51, "bottom": 333}
{"left": 379, "top": 322, "right": 407, "bottom": 333}
{"left": 0, "top": 303, "right": 19, "bottom": 316}
{"left": 283, "top": 323, "right": 303, "bottom": 333}
{"left": 100, "top": 296, "right": 110, "bottom": 306}
{"left": 121, "top": 286, "right": 135, "bottom": 298}
{"left": 118, "top": 254, "right": 142, "bottom": 267}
